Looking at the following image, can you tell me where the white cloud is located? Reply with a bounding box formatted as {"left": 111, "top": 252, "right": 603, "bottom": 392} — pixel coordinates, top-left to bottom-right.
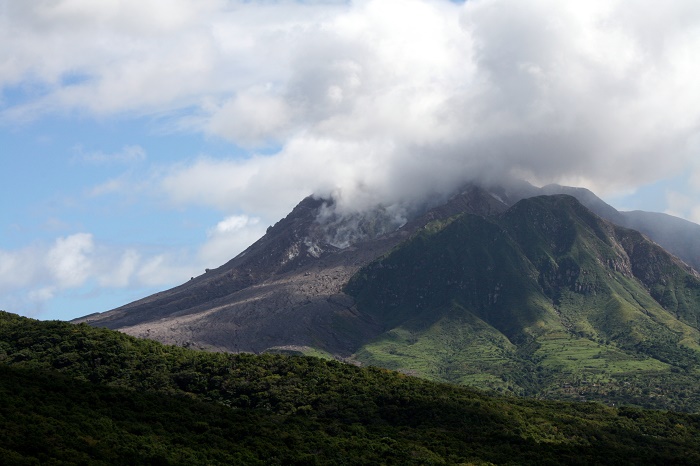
{"left": 5, "top": 0, "right": 700, "bottom": 212}
{"left": 102, "top": 0, "right": 700, "bottom": 216}
{"left": 207, "top": 89, "right": 293, "bottom": 145}
{"left": 46, "top": 233, "right": 94, "bottom": 288}
{"left": 0, "top": 247, "right": 41, "bottom": 291}
{"left": 0, "top": 213, "right": 266, "bottom": 316}
{"left": 0, "top": 0, "right": 343, "bottom": 119}
{"left": 212, "top": 215, "right": 255, "bottom": 234}
{"left": 200, "top": 214, "right": 266, "bottom": 266}
{"left": 97, "top": 249, "right": 140, "bottom": 287}
{"left": 160, "top": 136, "right": 396, "bottom": 217}
{"left": 0, "top": 234, "right": 97, "bottom": 294}
{"left": 0, "top": 234, "right": 96, "bottom": 314}
{"left": 0, "top": 235, "right": 133, "bottom": 312}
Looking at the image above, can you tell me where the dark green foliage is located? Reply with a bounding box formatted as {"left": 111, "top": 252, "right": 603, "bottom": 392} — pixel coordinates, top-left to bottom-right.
{"left": 346, "top": 195, "right": 700, "bottom": 410}
{"left": 3, "top": 310, "right": 700, "bottom": 464}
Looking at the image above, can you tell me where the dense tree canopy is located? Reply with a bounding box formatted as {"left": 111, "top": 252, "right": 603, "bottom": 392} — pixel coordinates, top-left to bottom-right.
{"left": 2, "top": 311, "right": 700, "bottom": 464}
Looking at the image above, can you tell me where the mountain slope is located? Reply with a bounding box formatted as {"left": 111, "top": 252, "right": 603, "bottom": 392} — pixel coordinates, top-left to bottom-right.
{"left": 3, "top": 311, "right": 700, "bottom": 465}
{"left": 78, "top": 196, "right": 395, "bottom": 354}
{"left": 75, "top": 184, "right": 700, "bottom": 410}
{"left": 78, "top": 184, "right": 700, "bottom": 353}
{"left": 346, "top": 195, "right": 700, "bottom": 409}
{"left": 621, "top": 209, "right": 700, "bottom": 272}
{"left": 76, "top": 186, "right": 509, "bottom": 354}
{"left": 538, "top": 184, "right": 700, "bottom": 271}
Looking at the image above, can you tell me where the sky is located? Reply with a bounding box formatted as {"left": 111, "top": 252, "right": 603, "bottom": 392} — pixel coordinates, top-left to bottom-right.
{"left": 2, "top": 0, "right": 700, "bottom": 321}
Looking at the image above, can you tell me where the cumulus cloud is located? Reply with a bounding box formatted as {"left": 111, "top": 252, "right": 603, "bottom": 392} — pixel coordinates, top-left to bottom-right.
{"left": 46, "top": 232, "right": 94, "bottom": 288}
{"left": 199, "top": 215, "right": 266, "bottom": 265}
{"left": 0, "top": 0, "right": 340, "bottom": 119}
{"left": 159, "top": 137, "right": 392, "bottom": 218}
{"left": 0, "top": 246, "right": 41, "bottom": 291}
{"left": 0, "top": 234, "right": 92, "bottom": 295}
{"left": 62, "top": 0, "right": 697, "bottom": 217}
{"left": 97, "top": 249, "right": 140, "bottom": 287}
{"left": 0, "top": 213, "right": 263, "bottom": 315}
{"left": 3, "top": 0, "right": 700, "bottom": 215}
{"left": 207, "top": 89, "right": 293, "bottom": 146}
{"left": 0, "top": 234, "right": 97, "bottom": 314}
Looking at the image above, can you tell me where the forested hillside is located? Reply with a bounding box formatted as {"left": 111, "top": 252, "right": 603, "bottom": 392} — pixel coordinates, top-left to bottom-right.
{"left": 346, "top": 196, "right": 700, "bottom": 410}
{"left": 2, "top": 311, "right": 700, "bottom": 464}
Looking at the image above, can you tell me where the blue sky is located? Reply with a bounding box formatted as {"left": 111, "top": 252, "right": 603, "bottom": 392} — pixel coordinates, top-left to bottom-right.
{"left": 2, "top": 0, "right": 700, "bottom": 321}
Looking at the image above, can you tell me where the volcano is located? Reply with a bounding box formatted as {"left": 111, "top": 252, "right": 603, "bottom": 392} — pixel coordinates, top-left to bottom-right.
{"left": 76, "top": 183, "right": 700, "bottom": 410}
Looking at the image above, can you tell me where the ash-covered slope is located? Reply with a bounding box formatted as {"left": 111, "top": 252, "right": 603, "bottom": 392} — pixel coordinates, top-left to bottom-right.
{"left": 77, "top": 185, "right": 509, "bottom": 354}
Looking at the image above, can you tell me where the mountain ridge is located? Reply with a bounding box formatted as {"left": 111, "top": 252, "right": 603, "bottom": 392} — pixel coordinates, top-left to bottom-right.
{"left": 538, "top": 183, "right": 700, "bottom": 271}
{"left": 345, "top": 194, "right": 700, "bottom": 406}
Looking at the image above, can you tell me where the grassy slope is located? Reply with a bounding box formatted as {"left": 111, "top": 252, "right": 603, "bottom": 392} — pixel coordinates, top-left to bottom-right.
{"left": 346, "top": 196, "right": 700, "bottom": 411}
{"left": 3, "top": 311, "right": 700, "bottom": 465}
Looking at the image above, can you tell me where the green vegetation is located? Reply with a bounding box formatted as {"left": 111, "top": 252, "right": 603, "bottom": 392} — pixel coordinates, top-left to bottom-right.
{"left": 3, "top": 310, "right": 700, "bottom": 464}
{"left": 346, "top": 195, "right": 700, "bottom": 411}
